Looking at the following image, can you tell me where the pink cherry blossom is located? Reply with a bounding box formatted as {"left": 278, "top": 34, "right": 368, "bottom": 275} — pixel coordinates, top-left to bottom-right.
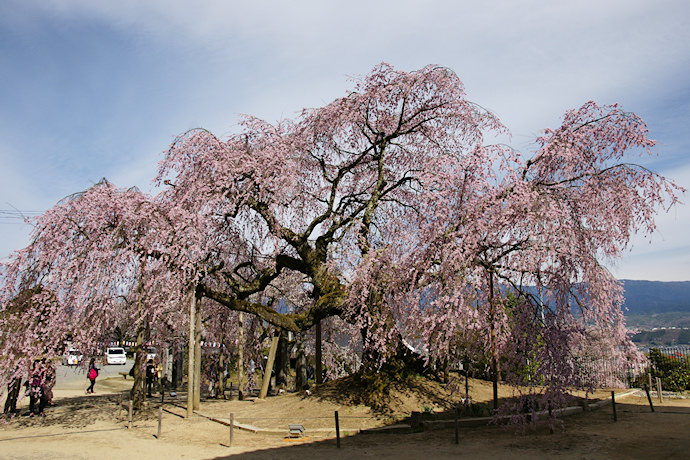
{"left": 1, "top": 64, "right": 683, "bottom": 422}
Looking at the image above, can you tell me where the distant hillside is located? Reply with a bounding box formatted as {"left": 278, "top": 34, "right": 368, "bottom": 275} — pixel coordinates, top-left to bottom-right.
{"left": 621, "top": 280, "right": 690, "bottom": 314}
{"left": 630, "top": 327, "right": 690, "bottom": 346}
{"left": 620, "top": 280, "right": 690, "bottom": 330}
{"left": 625, "top": 312, "right": 690, "bottom": 330}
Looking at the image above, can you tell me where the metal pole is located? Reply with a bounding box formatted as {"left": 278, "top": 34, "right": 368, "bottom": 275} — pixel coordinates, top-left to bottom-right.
{"left": 454, "top": 406, "right": 459, "bottom": 444}
{"left": 335, "top": 410, "right": 340, "bottom": 448}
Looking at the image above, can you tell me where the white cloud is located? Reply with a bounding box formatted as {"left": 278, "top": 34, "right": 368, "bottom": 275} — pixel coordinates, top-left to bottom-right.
{"left": 607, "top": 163, "right": 690, "bottom": 280}
{"left": 1, "top": 0, "right": 688, "bottom": 278}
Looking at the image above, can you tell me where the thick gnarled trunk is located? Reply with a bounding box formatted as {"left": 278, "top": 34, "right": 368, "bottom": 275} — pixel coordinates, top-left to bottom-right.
{"left": 275, "top": 329, "right": 288, "bottom": 390}
{"left": 294, "top": 338, "right": 308, "bottom": 391}
{"left": 130, "top": 320, "right": 147, "bottom": 409}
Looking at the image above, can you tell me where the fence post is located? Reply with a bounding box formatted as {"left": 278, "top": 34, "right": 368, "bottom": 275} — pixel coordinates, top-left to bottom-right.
{"left": 157, "top": 406, "right": 162, "bottom": 438}
{"left": 118, "top": 395, "right": 122, "bottom": 421}
{"left": 229, "top": 412, "right": 234, "bottom": 447}
{"left": 454, "top": 406, "right": 459, "bottom": 444}
{"left": 647, "top": 373, "right": 653, "bottom": 394}
{"left": 643, "top": 383, "right": 655, "bottom": 412}
{"left": 656, "top": 377, "right": 663, "bottom": 404}
{"left": 611, "top": 391, "right": 617, "bottom": 422}
{"left": 335, "top": 411, "right": 340, "bottom": 448}
{"left": 128, "top": 400, "right": 133, "bottom": 428}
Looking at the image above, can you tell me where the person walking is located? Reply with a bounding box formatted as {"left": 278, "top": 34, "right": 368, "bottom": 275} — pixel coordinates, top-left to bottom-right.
{"left": 86, "top": 358, "right": 99, "bottom": 394}
{"left": 246, "top": 358, "right": 256, "bottom": 396}
{"left": 206, "top": 361, "right": 217, "bottom": 398}
{"left": 146, "top": 359, "right": 156, "bottom": 397}
{"left": 155, "top": 359, "right": 164, "bottom": 392}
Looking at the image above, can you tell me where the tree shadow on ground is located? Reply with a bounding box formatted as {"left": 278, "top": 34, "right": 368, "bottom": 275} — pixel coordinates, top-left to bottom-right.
{"left": 307, "top": 373, "right": 613, "bottom": 426}
{"left": 309, "top": 373, "right": 462, "bottom": 413}
{"left": 3, "top": 391, "right": 160, "bottom": 429}
{"left": 205, "top": 397, "right": 690, "bottom": 459}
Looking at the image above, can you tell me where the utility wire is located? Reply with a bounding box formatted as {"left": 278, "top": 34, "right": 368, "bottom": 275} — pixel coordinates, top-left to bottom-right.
{"left": 0, "top": 209, "right": 43, "bottom": 225}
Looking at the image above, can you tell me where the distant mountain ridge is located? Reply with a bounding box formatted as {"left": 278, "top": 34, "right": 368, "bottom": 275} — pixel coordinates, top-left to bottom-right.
{"left": 621, "top": 279, "right": 690, "bottom": 314}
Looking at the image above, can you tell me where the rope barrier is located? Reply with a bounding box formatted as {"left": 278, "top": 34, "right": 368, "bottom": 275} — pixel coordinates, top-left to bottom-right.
{"left": 0, "top": 427, "right": 124, "bottom": 442}
{"left": 229, "top": 415, "right": 379, "bottom": 420}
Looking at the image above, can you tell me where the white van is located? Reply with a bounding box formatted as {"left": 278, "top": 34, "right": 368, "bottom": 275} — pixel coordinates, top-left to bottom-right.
{"left": 62, "top": 349, "right": 83, "bottom": 366}
{"left": 105, "top": 347, "right": 127, "bottom": 365}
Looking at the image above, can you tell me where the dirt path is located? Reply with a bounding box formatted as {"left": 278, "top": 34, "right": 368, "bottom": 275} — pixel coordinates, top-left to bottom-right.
{"left": 2, "top": 375, "right": 689, "bottom": 459}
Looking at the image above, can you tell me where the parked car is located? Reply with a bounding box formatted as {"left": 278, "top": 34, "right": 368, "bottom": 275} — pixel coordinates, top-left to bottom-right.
{"left": 105, "top": 347, "right": 127, "bottom": 365}
{"left": 61, "top": 349, "right": 83, "bottom": 366}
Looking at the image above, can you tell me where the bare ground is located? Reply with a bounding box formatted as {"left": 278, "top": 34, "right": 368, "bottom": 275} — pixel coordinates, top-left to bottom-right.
{"left": 1, "top": 374, "right": 689, "bottom": 459}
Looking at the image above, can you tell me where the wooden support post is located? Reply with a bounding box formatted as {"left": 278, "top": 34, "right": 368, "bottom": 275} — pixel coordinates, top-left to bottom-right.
{"left": 157, "top": 406, "right": 162, "bottom": 438}
{"left": 194, "top": 299, "right": 202, "bottom": 411}
{"left": 656, "top": 377, "right": 663, "bottom": 404}
{"left": 611, "top": 391, "right": 617, "bottom": 422}
{"left": 187, "top": 289, "right": 197, "bottom": 418}
{"left": 643, "top": 383, "right": 655, "bottom": 412}
{"left": 335, "top": 411, "right": 340, "bottom": 448}
{"left": 229, "top": 412, "right": 234, "bottom": 447}
{"left": 488, "top": 272, "right": 499, "bottom": 413}
{"left": 238, "top": 312, "right": 244, "bottom": 401}
{"left": 454, "top": 406, "right": 459, "bottom": 444}
{"left": 259, "top": 335, "right": 280, "bottom": 399}
{"left": 118, "top": 395, "right": 122, "bottom": 421}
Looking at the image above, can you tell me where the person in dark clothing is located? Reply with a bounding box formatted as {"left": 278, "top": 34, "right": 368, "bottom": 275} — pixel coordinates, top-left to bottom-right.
{"left": 146, "top": 359, "right": 156, "bottom": 397}
{"left": 28, "top": 360, "right": 46, "bottom": 417}
{"left": 43, "top": 360, "right": 56, "bottom": 406}
{"left": 246, "top": 359, "right": 256, "bottom": 396}
{"left": 86, "top": 358, "right": 99, "bottom": 394}
{"left": 3, "top": 366, "right": 22, "bottom": 414}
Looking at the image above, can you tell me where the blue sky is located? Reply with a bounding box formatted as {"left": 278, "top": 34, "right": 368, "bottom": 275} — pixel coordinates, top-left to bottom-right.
{"left": 1, "top": 0, "right": 688, "bottom": 281}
